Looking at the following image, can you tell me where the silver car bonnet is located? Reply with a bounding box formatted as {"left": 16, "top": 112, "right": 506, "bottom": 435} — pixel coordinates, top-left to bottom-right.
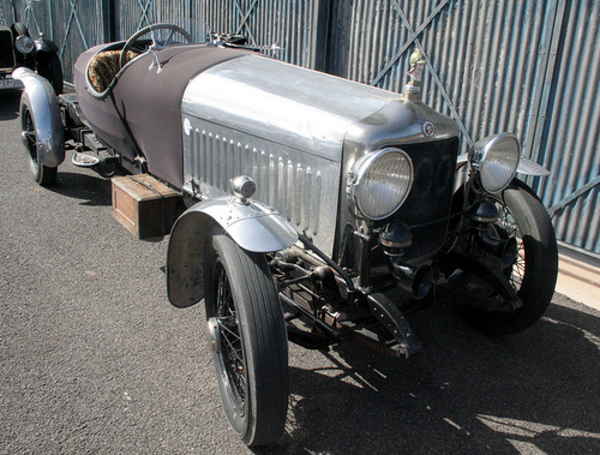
{"left": 180, "top": 54, "right": 400, "bottom": 255}
{"left": 181, "top": 54, "right": 399, "bottom": 161}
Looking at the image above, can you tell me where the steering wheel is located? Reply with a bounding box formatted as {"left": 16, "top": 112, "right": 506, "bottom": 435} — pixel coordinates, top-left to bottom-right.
{"left": 119, "top": 23, "right": 193, "bottom": 69}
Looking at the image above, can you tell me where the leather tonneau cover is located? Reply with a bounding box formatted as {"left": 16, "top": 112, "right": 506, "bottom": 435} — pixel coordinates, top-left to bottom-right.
{"left": 111, "top": 45, "right": 251, "bottom": 187}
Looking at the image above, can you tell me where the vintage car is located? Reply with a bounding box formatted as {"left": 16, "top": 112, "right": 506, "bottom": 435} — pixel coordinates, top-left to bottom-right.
{"left": 15, "top": 22, "right": 558, "bottom": 446}
{"left": 0, "top": 21, "right": 62, "bottom": 94}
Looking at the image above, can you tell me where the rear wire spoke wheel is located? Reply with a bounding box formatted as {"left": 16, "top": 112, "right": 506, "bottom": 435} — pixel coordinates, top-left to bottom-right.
{"left": 204, "top": 231, "right": 289, "bottom": 447}
{"left": 20, "top": 94, "right": 57, "bottom": 186}
{"left": 460, "top": 181, "right": 558, "bottom": 336}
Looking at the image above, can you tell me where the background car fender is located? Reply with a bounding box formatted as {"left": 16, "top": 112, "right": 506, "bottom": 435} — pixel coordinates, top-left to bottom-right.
{"left": 34, "top": 38, "right": 59, "bottom": 54}
{"left": 13, "top": 67, "right": 65, "bottom": 167}
{"left": 166, "top": 197, "right": 298, "bottom": 308}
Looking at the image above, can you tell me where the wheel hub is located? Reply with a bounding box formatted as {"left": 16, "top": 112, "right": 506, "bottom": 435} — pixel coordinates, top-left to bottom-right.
{"left": 20, "top": 131, "right": 30, "bottom": 146}
{"left": 207, "top": 317, "right": 221, "bottom": 353}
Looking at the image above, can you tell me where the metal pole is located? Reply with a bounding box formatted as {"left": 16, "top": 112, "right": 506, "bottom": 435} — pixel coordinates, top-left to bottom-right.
{"left": 101, "top": 0, "right": 114, "bottom": 43}
{"left": 47, "top": 0, "right": 53, "bottom": 40}
{"left": 313, "top": 0, "right": 332, "bottom": 73}
{"left": 11, "top": 0, "right": 18, "bottom": 23}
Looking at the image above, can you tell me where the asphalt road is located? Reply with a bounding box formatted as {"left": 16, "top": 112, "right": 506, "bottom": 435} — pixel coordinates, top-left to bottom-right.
{"left": 1, "top": 90, "right": 600, "bottom": 455}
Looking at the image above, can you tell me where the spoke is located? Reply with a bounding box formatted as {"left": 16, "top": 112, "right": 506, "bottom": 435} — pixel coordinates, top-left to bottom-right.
{"left": 24, "top": 131, "right": 36, "bottom": 147}
{"left": 221, "top": 337, "right": 244, "bottom": 365}
{"left": 512, "top": 252, "right": 526, "bottom": 284}
{"left": 218, "top": 324, "right": 242, "bottom": 355}
{"left": 215, "top": 262, "right": 247, "bottom": 403}
{"left": 217, "top": 319, "right": 241, "bottom": 344}
{"left": 494, "top": 199, "right": 527, "bottom": 291}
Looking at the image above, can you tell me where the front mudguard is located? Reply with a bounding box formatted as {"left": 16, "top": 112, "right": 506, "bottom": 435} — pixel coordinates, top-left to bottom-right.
{"left": 166, "top": 197, "right": 298, "bottom": 308}
{"left": 13, "top": 67, "right": 65, "bottom": 167}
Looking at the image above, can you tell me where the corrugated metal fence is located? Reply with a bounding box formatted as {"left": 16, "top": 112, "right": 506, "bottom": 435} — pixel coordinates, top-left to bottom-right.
{"left": 2, "top": 0, "right": 598, "bottom": 255}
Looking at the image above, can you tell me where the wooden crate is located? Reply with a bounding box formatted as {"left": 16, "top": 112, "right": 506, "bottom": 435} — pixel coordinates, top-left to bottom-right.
{"left": 111, "top": 174, "right": 180, "bottom": 239}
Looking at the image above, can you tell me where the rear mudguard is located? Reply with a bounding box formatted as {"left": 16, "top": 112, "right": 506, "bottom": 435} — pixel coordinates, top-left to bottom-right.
{"left": 13, "top": 67, "right": 65, "bottom": 167}
{"left": 167, "top": 196, "right": 298, "bottom": 308}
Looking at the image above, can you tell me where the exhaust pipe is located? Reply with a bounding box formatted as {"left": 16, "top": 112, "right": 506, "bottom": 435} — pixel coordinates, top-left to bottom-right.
{"left": 390, "top": 259, "right": 433, "bottom": 300}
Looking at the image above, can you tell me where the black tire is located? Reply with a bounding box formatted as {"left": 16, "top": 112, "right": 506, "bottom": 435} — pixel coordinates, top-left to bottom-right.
{"left": 36, "top": 53, "right": 63, "bottom": 95}
{"left": 204, "top": 231, "right": 289, "bottom": 447}
{"left": 460, "top": 181, "right": 558, "bottom": 336}
{"left": 20, "top": 94, "right": 57, "bottom": 186}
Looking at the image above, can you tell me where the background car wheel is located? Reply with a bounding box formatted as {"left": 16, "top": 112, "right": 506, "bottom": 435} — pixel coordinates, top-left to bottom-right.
{"left": 20, "top": 94, "right": 57, "bottom": 186}
{"left": 204, "top": 230, "right": 289, "bottom": 447}
{"left": 460, "top": 181, "right": 558, "bottom": 336}
{"left": 36, "top": 53, "right": 63, "bottom": 95}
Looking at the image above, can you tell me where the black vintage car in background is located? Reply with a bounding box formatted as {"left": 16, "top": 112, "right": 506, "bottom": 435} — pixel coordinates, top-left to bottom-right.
{"left": 0, "top": 21, "right": 62, "bottom": 94}
{"left": 15, "top": 22, "right": 558, "bottom": 447}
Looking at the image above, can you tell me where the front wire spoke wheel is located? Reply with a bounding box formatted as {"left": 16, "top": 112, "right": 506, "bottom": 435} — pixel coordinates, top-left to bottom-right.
{"left": 204, "top": 231, "right": 289, "bottom": 447}
{"left": 215, "top": 265, "right": 246, "bottom": 406}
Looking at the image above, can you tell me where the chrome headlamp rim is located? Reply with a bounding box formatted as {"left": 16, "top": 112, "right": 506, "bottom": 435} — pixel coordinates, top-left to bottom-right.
{"left": 15, "top": 34, "right": 35, "bottom": 54}
{"left": 469, "top": 132, "right": 521, "bottom": 193}
{"left": 347, "top": 147, "right": 414, "bottom": 221}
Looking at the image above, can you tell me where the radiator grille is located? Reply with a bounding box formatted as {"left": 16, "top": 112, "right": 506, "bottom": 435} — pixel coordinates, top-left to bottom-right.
{"left": 183, "top": 119, "right": 341, "bottom": 255}
{"left": 390, "top": 138, "right": 460, "bottom": 261}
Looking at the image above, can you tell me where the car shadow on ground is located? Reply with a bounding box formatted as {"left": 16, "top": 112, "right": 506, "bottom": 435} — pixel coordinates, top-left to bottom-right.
{"left": 49, "top": 171, "right": 112, "bottom": 206}
{"left": 0, "top": 91, "right": 22, "bottom": 121}
{"left": 258, "top": 301, "right": 600, "bottom": 454}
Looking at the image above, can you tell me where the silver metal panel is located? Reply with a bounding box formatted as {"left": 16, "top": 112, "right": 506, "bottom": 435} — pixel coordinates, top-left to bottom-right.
{"left": 182, "top": 116, "right": 342, "bottom": 256}
{"left": 113, "top": 0, "right": 194, "bottom": 40}
{"left": 536, "top": 0, "right": 600, "bottom": 254}
{"left": 28, "top": 0, "right": 105, "bottom": 83}
{"left": 0, "top": 2, "right": 8, "bottom": 25}
{"left": 182, "top": 54, "right": 398, "bottom": 162}
{"left": 197, "top": 0, "right": 320, "bottom": 68}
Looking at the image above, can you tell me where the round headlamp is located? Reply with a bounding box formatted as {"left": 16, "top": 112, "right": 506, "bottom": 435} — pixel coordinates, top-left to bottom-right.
{"left": 347, "top": 148, "right": 413, "bottom": 220}
{"left": 15, "top": 35, "right": 35, "bottom": 54}
{"left": 469, "top": 133, "right": 520, "bottom": 193}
